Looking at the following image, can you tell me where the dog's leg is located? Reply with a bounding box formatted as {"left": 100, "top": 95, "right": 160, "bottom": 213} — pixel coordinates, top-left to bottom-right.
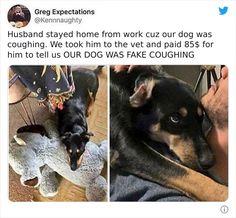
{"left": 111, "top": 129, "right": 228, "bottom": 201}
{"left": 168, "top": 166, "right": 227, "bottom": 201}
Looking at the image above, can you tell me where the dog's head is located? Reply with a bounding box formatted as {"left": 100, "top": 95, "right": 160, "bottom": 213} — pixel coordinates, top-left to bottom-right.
{"left": 130, "top": 72, "right": 215, "bottom": 171}
{"left": 61, "top": 131, "right": 93, "bottom": 171}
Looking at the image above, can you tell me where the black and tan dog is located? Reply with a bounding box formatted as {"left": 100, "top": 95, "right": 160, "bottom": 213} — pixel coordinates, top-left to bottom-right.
{"left": 58, "top": 67, "right": 102, "bottom": 171}
{"left": 110, "top": 65, "right": 227, "bottom": 201}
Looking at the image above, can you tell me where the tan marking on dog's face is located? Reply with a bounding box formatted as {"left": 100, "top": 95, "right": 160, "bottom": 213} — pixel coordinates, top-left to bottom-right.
{"left": 77, "top": 154, "right": 83, "bottom": 167}
{"left": 168, "top": 134, "right": 198, "bottom": 169}
{"left": 149, "top": 124, "right": 198, "bottom": 169}
{"left": 197, "top": 106, "right": 203, "bottom": 116}
{"left": 179, "top": 107, "right": 188, "bottom": 117}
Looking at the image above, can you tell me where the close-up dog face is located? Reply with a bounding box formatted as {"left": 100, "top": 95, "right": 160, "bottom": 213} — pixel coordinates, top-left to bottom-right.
{"left": 62, "top": 132, "right": 92, "bottom": 171}
{"left": 130, "top": 73, "right": 215, "bottom": 171}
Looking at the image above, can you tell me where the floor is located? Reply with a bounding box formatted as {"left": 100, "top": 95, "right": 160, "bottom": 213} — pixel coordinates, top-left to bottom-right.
{"left": 9, "top": 66, "right": 107, "bottom": 202}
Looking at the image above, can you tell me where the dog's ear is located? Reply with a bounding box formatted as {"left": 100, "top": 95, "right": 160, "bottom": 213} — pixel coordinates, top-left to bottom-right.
{"left": 129, "top": 79, "right": 156, "bottom": 107}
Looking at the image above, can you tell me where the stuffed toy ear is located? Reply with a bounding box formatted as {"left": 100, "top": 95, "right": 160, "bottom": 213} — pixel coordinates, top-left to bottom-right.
{"left": 129, "top": 79, "right": 156, "bottom": 107}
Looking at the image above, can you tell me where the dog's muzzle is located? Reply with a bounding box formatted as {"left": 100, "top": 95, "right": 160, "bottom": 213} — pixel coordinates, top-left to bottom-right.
{"left": 70, "top": 154, "right": 83, "bottom": 171}
{"left": 197, "top": 139, "right": 215, "bottom": 170}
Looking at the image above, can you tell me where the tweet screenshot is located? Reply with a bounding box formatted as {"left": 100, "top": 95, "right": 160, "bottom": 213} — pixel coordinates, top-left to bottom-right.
{"left": 0, "top": 0, "right": 235, "bottom": 218}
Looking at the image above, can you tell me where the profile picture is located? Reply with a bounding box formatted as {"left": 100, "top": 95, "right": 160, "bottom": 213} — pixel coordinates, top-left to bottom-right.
{"left": 8, "top": 5, "right": 31, "bottom": 28}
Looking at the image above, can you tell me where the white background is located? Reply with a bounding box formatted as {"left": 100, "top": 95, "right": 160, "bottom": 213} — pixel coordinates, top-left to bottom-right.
{"left": 0, "top": 0, "right": 236, "bottom": 218}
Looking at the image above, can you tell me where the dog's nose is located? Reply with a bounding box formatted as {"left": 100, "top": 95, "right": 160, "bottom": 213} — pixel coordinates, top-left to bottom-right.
{"left": 199, "top": 154, "right": 215, "bottom": 170}
{"left": 70, "top": 163, "right": 77, "bottom": 171}
{"left": 198, "top": 147, "right": 215, "bottom": 170}
{"left": 195, "top": 136, "right": 215, "bottom": 170}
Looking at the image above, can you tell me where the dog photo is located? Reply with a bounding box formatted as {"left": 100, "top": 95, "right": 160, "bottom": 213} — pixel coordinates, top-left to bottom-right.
{"left": 110, "top": 65, "right": 228, "bottom": 201}
{"left": 9, "top": 65, "right": 107, "bottom": 201}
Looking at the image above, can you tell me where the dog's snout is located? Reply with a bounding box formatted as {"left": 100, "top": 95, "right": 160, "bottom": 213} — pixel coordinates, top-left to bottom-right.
{"left": 199, "top": 152, "right": 215, "bottom": 170}
{"left": 70, "top": 162, "right": 77, "bottom": 171}
{"left": 197, "top": 141, "right": 215, "bottom": 170}
{"left": 70, "top": 157, "right": 78, "bottom": 171}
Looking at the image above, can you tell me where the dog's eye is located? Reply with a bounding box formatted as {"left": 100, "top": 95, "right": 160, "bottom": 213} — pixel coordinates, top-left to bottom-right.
{"left": 76, "top": 149, "right": 80, "bottom": 153}
{"left": 169, "top": 115, "right": 180, "bottom": 124}
{"left": 69, "top": 149, "right": 72, "bottom": 153}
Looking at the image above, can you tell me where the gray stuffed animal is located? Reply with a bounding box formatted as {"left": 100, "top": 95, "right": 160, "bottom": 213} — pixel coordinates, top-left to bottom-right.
{"left": 9, "top": 120, "right": 107, "bottom": 201}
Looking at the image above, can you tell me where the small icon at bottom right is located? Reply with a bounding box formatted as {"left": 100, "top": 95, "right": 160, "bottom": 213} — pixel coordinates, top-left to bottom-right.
{"left": 220, "top": 205, "right": 229, "bottom": 214}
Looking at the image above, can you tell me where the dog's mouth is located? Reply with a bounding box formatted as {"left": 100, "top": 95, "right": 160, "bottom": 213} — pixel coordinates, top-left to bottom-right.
{"left": 160, "top": 146, "right": 207, "bottom": 172}
{"left": 147, "top": 139, "right": 212, "bottom": 172}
